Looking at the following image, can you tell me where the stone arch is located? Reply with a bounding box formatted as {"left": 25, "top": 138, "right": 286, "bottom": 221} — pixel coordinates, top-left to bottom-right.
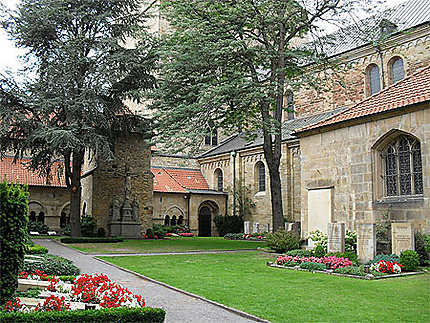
{"left": 387, "top": 55, "right": 406, "bottom": 85}
{"left": 365, "top": 63, "right": 381, "bottom": 96}
{"left": 214, "top": 168, "right": 223, "bottom": 192}
{"left": 254, "top": 161, "right": 266, "bottom": 192}
{"left": 198, "top": 200, "right": 219, "bottom": 237}
{"left": 28, "top": 201, "right": 46, "bottom": 223}
{"left": 60, "top": 203, "right": 71, "bottom": 229}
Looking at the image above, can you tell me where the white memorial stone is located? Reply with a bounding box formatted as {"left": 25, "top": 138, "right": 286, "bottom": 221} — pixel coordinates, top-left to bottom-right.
{"left": 253, "top": 222, "right": 260, "bottom": 233}
{"left": 244, "top": 221, "right": 250, "bottom": 234}
{"left": 357, "top": 223, "right": 376, "bottom": 264}
{"left": 391, "top": 223, "right": 415, "bottom": 255}
{"left": 327, "top": 223, "right": 345, "bottom": 253}
{"left": 29, "top": 231, "right": 40, "bottom": 236}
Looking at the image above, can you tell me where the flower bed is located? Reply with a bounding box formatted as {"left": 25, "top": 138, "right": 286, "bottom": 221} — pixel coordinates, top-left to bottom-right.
{"left": 224, "top": 233, "right": 266, "bottom": 241}
{"left": 276, "top": 255, "right": 353, "bottom": 270}
{"left": 165, "top": 232, "right": 194, "bottom": 237}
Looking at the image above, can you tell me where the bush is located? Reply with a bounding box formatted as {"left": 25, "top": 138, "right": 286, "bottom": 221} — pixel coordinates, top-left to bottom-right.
{"left": 23, "top": 254, "right": 80, "bottom": 276}
{"left": 299, "top": 262, "right": 326, "bottom": 271}
{"left": 146, "top": 228, "right": 154, "bottom": 239}
{"left": 266, "top": 230, "right": 300, "bottom": 253}
{"left": 164, "top": 225, "right": 190, "bottom": 234}
{"left": 400, "top": 250, "right": 420, "bottom": 272}
{"left": 97, "top": 227, "right": 106, "bottom": 238}
{"left": 326, "top": 251, "right": 358, "bottom": 265}
{"left": 213, "top": 216, "right": 243, "bottom": 237}
{"left": 0, "top": 307, "right": 166, "bottom": 323}
{"left": 345, "top": 230, "right": 357, "bottom": 252}
{"left": 0, "top": 181, "right": 29, "bottom": 305}
{"left": 152, "top": 224, "right": 166, "bottom": 238}
{"left": 369, "top": 254, "right": 400, "bottom": 265}
{"left": 285, "top": 249, "right": 313, "bottom": 257}
{"left": 334, "top": 265, "right": 366, "bottom": 276}
{"left": 27, "top": 221, "right": 50, "bottom": 234}
{"left": 313, "top": 245, "right": 326, "bottom": 258}
{"left": 26, "top": 245, "right": 49, "bottom": 255}
{"left": 60, "top": 237, "right": 123, "bottom": 244}
{"left": 80, "top": 216, "right": 97, "bottom": 237}
{"left": 415, "top": 231, "right": 430, "bottom": 266}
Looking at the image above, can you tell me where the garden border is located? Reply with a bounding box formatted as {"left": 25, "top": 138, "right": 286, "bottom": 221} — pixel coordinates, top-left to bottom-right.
{"left": 267, "top": 263, "right": 425, "bottom": 280}
{"left": 95, "top": 257, "right": 271, "bottom": 323}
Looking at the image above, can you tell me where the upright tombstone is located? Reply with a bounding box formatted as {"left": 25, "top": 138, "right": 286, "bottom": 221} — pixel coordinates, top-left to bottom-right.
{"left": 286, "top": 222, "right": 301, "bottom": 237}
{"left": 253, "top": 222, "right": 260, "bottom": 233}
{"left": 244, "top": 221, "right": 250, "bottom": 234}
{"left": 391, "top": 223, "right": 415, "bottom": 255}
{"left": 327, "top": 223, "right": 345, "bottom": 253}
{"left": 357, "top": 223, "right": 376, "bottom": 264}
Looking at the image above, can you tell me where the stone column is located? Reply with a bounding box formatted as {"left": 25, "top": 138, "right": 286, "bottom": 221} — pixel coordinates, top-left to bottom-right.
{"left": 357, "top": 223, "right": 376, "bottom": 264}
{"left": 244, "top": 221, "right": 250, "bottom": 234}
{"left": 391, "top": 223, "right": 415, "bottom": 255}
{"left": 327, "top": 223, "right": 345, "bottom": 253}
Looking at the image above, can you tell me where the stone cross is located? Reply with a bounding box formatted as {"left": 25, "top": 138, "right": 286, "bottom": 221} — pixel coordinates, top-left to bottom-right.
{"left": 244, "top": 221, "right": 250, "bottom": 234}
{"left": 357, "top": 223, "right": 376, "bottom": 264}
{"left": 327, "top": 223, "right": 345, "bottom": 253}
{"left": 391, "top": 223, "right": 414, "bottom": 255}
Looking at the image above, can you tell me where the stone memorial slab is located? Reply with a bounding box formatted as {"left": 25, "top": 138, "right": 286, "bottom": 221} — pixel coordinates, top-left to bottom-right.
{"left": 392, "top": 223, "right": 415, "bottom": 255}
{"left": 253, "top": 222, "right": 260, "bottom": 233}
{"left": 244, "top": 221, "right": 250, "bottom": 234}
{"left": 29, "top": 231, "right": 40, "bottom": 236}
{"left": 327, "top": 223, "right": 345, "bottom": 253}
{"left": 286, "top": 222, "right": 301, "bottom": 237}
{"left": 357, "top": 223, "right": 376, "bottom": 264}
{"left": 47, "top": 231, "right": 56, "bottom": 236}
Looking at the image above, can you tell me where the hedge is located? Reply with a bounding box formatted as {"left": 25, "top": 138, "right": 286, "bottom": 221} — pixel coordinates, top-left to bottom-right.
{"left": 0, "top": 307, "right": 166, "bottom": 323}
{"left": 60, "top": 237, "right": 124, "bottom": 244}
{"left": 0, "top": 181, "right": 29, "bottom": 305}
{"left": 23, "top": 254, "right": 80, "bottom": 276}
{"left": 26, "top": 245, "right": 49, "bottom": 255}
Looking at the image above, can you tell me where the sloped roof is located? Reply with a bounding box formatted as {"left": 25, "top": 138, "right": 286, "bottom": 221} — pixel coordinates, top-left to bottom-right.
{"left": 295, "top": 65, "right": 430, "bottom": 134}
{"left": 319, "top": 0, "right": 430, "bottom": 58}
{"left": 0, "top": 157, "right": 66, "bottom": 187}
{"left": 198, "top": 107, "right": 347, "bottom": 159}
{"left": 151, "top": 166, "right": 209, "bottom": 193}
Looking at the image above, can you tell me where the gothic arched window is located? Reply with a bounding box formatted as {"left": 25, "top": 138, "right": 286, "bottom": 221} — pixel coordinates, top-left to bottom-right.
{"left": 256, "top": 162, "right": 266, "bottom": 192}
{"left": 390, "top": 57, "right": 405, "bottom": 84}
{"left": 367, "top": 64, "right": 381, "bottom": 95}
{"left": 164, "top": 215, "right": 170, "bottom": 226}
{"left": 382, "top": 136, "right": 423, "bottom": 196}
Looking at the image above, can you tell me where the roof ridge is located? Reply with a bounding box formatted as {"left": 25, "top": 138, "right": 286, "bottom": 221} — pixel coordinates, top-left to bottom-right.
{"left": 198, "top": 133, "right": 241, "bottom": 158}
{"left": 162, "top": 167, "right": 189, "bottom": 191}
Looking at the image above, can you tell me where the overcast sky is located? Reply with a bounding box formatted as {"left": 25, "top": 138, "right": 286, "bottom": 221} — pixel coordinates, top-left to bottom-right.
{"left": 0, "top": 0, "right": 410, "bottom": 74}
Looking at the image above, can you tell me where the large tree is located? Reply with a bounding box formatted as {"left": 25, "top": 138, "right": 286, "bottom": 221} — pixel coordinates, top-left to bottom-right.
{"left": 0, "top": 0, "right": 156, "bottom": 236}
{"left": 151, "top": 0, "right": 378, "bottom": 231}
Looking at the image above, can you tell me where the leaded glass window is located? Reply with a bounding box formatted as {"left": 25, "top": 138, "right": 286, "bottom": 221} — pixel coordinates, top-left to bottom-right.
{"left": 382, "top": 136, "right": 423, "bottom": 196}
{"left": 391, "top": 57, "right": 405, "bottom": 84}
{"left": 216, "top": 169, "right": 223, "bottom": 192}
{"left": 368, "top": 65, "right": 381, "bottom": 95}
{"left": 257, "top": 162, "right": 266, "bottom": 192}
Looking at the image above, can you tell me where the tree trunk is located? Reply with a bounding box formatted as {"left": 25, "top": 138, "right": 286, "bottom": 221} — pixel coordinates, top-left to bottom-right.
{"left": 266, "top": 153, "right": 284, "bottom": 232}
{"left": 69, "top": 149, "right": 84, "bottom": 237}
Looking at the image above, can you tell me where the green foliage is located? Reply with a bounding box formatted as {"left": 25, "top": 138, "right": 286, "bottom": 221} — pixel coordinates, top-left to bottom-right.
{"left": 80, "top": 216, "right": 97, "bottom": 237}
{"left": 299, "top": 262, "right": 326, "bottom": 271}
{"left": 285, "top": 249, "right": 313, "bottom": 257}
{"left": 27, "top": 221, "right": 50, "bottom": 234}
{"left": 266, "top": 230, "right": 300, "bottom": 253}
{"left": 333, "top": 265, "right": 366, "bottom": 276}
{"left": 345, "top": 230, "right": 357, "bottom": 252}
{"left": 400, "top": 250, "right": 420, "bottom": 272}
{"left": 23, "top": 254, "right": 80, "bottom": 276}
{"left": 313, "top": 245, "right": 326, "bottom": 258}
{"left": 0, "top": 181, "right": 29, "bottom": 305}
{"left": 60, "top": 237, "right": 123, "bottom": 244}
{"left": 26, "top": 244, "right": 48, "bottom": 255}
{"left": 97, "top": 227, "right": 106, "bottom": 238}
{"left": 227, "top": 181, "right": 255, "bottom": 218}
{"left": 326, "top": 251, "right": 358, "bottom": 265}
{"left": 214, "top": 216, "right": 243, "bottom": 237}
{"left": 369, "top": 254, "right": 400, "bottom": 265}
{"left": 146, "top": 228, "right": 155, "bottom": 239}
{"left": 152, "top": 224, "right": 166, "bottom": 238}
{"left": 15, "top": 287, "right": 41, "bottom": 299}
{"left": 0, "top": 307, "right": 166, "bottom": 323}
{"left": 415, "top": 231, "right": 430, "bottom": 266}
{"left": 308, "top": 230, "right": 328, "bottom": 253}
{"left": 45, "top": 275, "right": 76, "bottom": 283}
{"left": 163, "top": 225, "right": 190, "bottom": 234}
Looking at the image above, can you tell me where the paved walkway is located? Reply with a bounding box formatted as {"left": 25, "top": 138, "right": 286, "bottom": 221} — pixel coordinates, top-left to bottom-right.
{"left": 36, "top": 239, "right": 262, "bottom": 323}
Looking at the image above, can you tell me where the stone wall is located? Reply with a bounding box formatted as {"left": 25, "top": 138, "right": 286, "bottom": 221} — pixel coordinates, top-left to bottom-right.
{"left": 28, "top": 186, "right": 70, "bottom": 231}
{"left": 91, "top": 134, "right": 153, "bottom": 236}
{"left": 292, "top": 25, "right": 430, "bottom": 119}
{"left": 300, "top": 105, "right": 430, "bottom": 237}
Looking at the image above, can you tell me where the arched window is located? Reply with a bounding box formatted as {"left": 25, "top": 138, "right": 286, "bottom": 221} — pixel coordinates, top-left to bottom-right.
{"left": 82, "top": 202, "right": 87, "bottom": 216}
{"left": 214, "top": 169, "right": 223, "bottom": 192}
{"left": 256, "top": 162, "right": 266, "bottom": 192}
{"left": 367, "top": 64, "right": 381, "bottom": 95}
{"left": 382, "top": 136, "right": 423, "bottom": 196}
{"left": 171, "top": 215, "right": 177, "bottom": 226}
{"left": 178, "top": 215, "right": 184, "bottom": 225}
{"left": 164, "top": 215, "right": 170, "bottom": 226}
{"left": 389, "top": 57, "right": 405, "bottom": 84}
{"left": 29, "top": 211, "right": 36, "bottom": 222}
{"left": 37, "top": 212, "right": 45, "bottom": 224}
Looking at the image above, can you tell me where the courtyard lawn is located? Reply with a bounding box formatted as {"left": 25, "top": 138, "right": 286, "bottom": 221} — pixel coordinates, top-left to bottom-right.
{"left": 67, "top": 237, "right": 265, "bottom": 254}
{"left": 100, "top": 252, "right": 430, "bottom": 323}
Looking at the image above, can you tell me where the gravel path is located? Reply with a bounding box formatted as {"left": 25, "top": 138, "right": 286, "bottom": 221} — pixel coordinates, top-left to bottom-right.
{"left": 36, "top": 239, "right": 265, "bottom": 323}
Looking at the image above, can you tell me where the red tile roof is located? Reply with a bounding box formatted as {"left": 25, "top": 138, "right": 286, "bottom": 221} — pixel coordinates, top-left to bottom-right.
{"left": 0, "top": 157, "right": 66, "bottom": 187}
{"left": 296, "top": 65, "right": 430, "bottom": 134}
{"left": 151, "top": 167, "right": 209, "bottom": 193}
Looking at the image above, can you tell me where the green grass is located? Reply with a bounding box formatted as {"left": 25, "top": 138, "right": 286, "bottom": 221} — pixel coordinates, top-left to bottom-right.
{"left": 68, "top": 237, "right": 264, "bottom": 254}
{"left": 101, "top": 252, "right": 430, "bottom": 323}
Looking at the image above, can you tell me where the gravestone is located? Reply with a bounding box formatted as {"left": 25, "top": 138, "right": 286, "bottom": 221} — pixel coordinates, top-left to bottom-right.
{"left": 109, "top": 196, "right": 141, "bottom": 238}
{"left": 391, "top": 223, "right": 414, "bottom": 255}
{"left": 357, "top": 223, "right": 376, "bottom": 264}
{"left": 263, "top": 223, "right": 270, "bottom": 233}
{"left": 327, "top": 223, "right": 345, "bottom": 253}
{"left": 244, "top": 221, "right": 250, "bottom": 234}
{"left": 285, "top": 222, "right": 301, "bottom": 237}
{"left": 253, "top": 222, "right": 260, "bottom": 233}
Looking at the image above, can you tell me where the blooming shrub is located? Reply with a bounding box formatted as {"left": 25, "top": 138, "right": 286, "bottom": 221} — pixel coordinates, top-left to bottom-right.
{"left": 3, "top": 298, "right": 24, "bottom": 312}
{"left": 177, "top": 233, "right": 194, "bottom": 237}
{"left": 224, "top": 233, "right": 266, "bottom": 240}
{"left": 35, "top": 295, "right": 71, "bottom": 312}
{"left": 370, "top": 260, "right": 402, "bottom": 274}
{"left": 18, "top": 270, "right": 48, "bottom": 281}
{"left": 276, "top": 255, "right": 353, "bottom": 269}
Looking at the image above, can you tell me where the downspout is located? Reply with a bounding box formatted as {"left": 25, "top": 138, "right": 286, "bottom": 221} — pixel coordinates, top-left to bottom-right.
{"left": 186, "top": 193, "right": 190, "bottom": 227}
{"left": 377, "top": 47, "right": 386, "bottom": 89}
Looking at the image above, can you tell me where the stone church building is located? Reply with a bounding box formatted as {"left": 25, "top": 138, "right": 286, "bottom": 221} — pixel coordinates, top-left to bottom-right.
{"left": 1, "top": 0, "right": 429, "bottom": 238}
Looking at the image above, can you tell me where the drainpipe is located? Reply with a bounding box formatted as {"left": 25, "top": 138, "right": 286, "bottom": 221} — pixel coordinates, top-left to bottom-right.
{"left": 186, "top": 193, "right": 190, "bottom": 227}
{"left": 376, "top": 46, "right": 386, "bottom": 89}
{"left": 231, "top": 151, "right": 237, "bottom": 216}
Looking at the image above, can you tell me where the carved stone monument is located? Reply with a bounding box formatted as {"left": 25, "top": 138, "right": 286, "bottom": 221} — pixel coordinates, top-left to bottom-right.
{"left": 109, "top": 195, "right": 142, "bottom": 238}
{"left": 327, "top": 223, "right": 345, "bottom": 253}
{"left": 391, "top": 223, "right": 414, "bottom": 255}
{"left": 244, "top": 221, "right": 250, "bottom": 234}
{"left": 285, "top": 222, "right": 301, "bottom": 237}
{"left": 253, "top": 222, "right": 260, "bottom": 233}
{"left": 357, "top": 223, "right": 376, "bottom": 264}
